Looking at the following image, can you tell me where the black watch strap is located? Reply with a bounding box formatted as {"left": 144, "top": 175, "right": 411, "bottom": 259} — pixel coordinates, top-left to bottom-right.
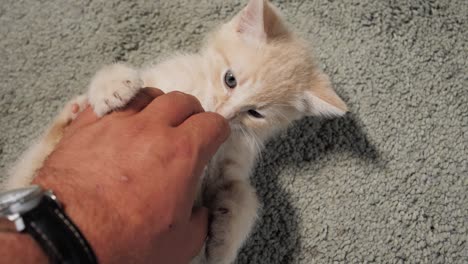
{"left": 21, "top": 195, "right": 98, "bottom": 264}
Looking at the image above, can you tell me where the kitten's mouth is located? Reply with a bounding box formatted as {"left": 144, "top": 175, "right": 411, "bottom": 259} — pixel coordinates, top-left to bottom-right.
{"left": 227, "top": 121, "right": 243, "bottom": 133}
{"left": 214, "top": 105, "right": 237, "bottom": 120}
{"left": 217, "top": 112, "right": 238, "bottom": 126}
{"left": 216, "top": 110, "right": 234, "bottom": 121}
{"left": 213, "top": 106, "right": 241, "bottom": 131}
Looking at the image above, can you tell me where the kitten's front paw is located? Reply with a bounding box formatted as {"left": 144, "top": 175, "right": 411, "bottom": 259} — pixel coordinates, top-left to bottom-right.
{"left": 67, "top": 95, "right": 88, "bottom": 120}
{"left": 88, "top": 63, "right": 143, "bottom": 117}
{"left": 53, "top": 94, "right": 88, "bottom": 125}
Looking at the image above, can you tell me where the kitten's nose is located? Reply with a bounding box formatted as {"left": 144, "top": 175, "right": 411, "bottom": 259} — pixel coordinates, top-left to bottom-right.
{"left": 222, "top": 112, "right": 236, "bottom": 121}
{"left": 215, "top": 106, "right": 235, "bottom": 120}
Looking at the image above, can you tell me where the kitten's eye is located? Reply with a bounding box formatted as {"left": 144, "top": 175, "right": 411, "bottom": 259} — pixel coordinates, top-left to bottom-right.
{"left": 248, "top": 109, "right": 264, "bottom": 119}
{"left": 224, "top": 70, "right": 237, "bottom": 89}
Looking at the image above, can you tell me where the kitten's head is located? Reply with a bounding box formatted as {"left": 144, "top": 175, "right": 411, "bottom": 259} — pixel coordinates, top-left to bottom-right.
{"left": 203, "top": 0, "right": 348, "bottom": 141}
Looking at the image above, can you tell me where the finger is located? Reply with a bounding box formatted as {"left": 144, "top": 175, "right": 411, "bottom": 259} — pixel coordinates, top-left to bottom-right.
{"left": 180, "top": 112, "right": 230, "bottom": 168}
{"left": 186, "top": 207, "right": 209, "bottom": 259}
{"left": 139, "top": 91, "right": 204, "bottom": 126}
{"left": 100, "top": 87, "right": 164, "bottom": 118}
{"left": 70, "top": 87, "right": 163, "bottom": 129}
{"left": 123, "top": 87, "right": 165, "bottom": 114}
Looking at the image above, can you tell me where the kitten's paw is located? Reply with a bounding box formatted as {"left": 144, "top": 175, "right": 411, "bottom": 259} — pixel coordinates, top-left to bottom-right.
{"left": 5, "top": 94, "right": 89, "bottom": 189}
{"left": 56, "top": 94, "right": 88, "bottom": 124}
{"left": 88, "top": 63, "right": 142, "bottom": 117}
{"left": 67, "top": 95, "right": 88, "bottom": 120}
{"left": 202, "top": 181, "right": 259, "bottom": 264}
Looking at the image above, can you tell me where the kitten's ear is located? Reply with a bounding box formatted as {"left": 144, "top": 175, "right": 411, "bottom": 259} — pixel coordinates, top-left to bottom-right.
{"left": 303, "top": 72, "right": 348, "bottom": 117}
{"left": 233, "top": 0, "right": 288, "bottom": 42}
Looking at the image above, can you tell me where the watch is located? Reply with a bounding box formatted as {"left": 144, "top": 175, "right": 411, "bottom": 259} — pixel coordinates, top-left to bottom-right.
{"left": 0, "top": 185, "right": 98, "bottom": 264}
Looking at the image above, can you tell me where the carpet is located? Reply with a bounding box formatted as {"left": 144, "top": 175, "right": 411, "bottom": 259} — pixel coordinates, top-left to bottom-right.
{"left": 1, "top": 0, "right": 466, "bottom": 263}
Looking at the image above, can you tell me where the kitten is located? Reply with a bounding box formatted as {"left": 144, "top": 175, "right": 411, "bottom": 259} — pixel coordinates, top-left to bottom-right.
{"left": 6, "top": 0, "right": 348, "bottom": 263}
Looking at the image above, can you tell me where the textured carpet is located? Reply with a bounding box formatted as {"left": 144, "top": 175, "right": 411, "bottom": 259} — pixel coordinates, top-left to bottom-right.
{"left": 1, "top": 0, "right": 467, "bottom": 263}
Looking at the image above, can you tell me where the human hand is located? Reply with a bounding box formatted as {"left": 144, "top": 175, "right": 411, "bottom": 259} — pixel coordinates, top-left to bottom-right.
{"left": 32, "top": 88, "right": 230, "bottom": 263}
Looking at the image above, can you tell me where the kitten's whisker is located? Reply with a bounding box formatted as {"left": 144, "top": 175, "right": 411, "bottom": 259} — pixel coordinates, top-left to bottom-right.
{"left": 248, "top": 129, "right": 264, "bottom": 156}
{"left": 239, "top": 126, "right": 262, "bottom": 155}
{"left": 269, "top": 109, "right": 290, "bottom": 125}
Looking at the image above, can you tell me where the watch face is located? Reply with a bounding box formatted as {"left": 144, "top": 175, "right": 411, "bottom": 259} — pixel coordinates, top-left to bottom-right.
{"left": 0, "top": 185, "right": 43, "bottom": 217}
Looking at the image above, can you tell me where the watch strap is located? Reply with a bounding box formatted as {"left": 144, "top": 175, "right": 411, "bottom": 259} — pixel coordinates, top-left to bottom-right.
{"left": 22, "top": 195, "right": 98, "bottom": 264}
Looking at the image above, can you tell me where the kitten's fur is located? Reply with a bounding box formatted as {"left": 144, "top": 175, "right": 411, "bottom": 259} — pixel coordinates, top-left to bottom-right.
{"left": 6, "top": 1, "right": 348, "bottom": 263}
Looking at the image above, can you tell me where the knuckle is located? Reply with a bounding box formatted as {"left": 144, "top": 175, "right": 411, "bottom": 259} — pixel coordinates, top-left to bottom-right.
{"left": 142, "top": 87, "right": 163, "bottom": 95}
{"left": 168, "top": 91, "right": 199, "bottom": 106}
{"left": 167, "top": 91, "right": 187, "bottom": 99}
{"left": 185, "top": 93, "right": 199, "bottom": 104}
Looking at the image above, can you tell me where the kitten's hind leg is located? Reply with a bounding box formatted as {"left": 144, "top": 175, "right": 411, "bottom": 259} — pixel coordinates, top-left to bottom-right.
{"left": 5, "top": 95, "right": 88, "bottom": 189}
{"left": 88, "top": 63, "right": 143, "bottom": 117}
{"left": 202, "top": 180, "right": 259, "bottom": 264}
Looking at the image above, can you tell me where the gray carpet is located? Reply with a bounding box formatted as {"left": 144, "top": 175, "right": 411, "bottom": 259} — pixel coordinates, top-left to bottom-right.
{"left": 1, "top": 0, "right": 467, "bottom": 263}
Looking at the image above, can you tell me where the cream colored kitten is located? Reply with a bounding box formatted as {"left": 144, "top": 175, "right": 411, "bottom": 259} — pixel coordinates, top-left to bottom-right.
{"left": 6, "top": 0, "right": 348, "bottom": 263}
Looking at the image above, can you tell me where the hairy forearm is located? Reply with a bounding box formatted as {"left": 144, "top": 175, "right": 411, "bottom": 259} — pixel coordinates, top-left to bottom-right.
{"left": 0, "top": 232, "right": 48, "bottom": 264}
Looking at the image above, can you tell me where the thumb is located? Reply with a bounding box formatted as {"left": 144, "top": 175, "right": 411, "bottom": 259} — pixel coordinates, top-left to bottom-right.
{"left": 186, "top": 207, "right": 209, "bottom": 258}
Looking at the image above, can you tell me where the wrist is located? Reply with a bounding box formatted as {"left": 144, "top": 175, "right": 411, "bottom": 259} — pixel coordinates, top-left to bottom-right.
{"left": 1, "top": 181, "right": 100, "bottom": 264}
{"left": 33, "top": 166, "right": 124, "bottom": 264}
{"left": 0, "top": 232, "right": 48, "bottom": 264}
